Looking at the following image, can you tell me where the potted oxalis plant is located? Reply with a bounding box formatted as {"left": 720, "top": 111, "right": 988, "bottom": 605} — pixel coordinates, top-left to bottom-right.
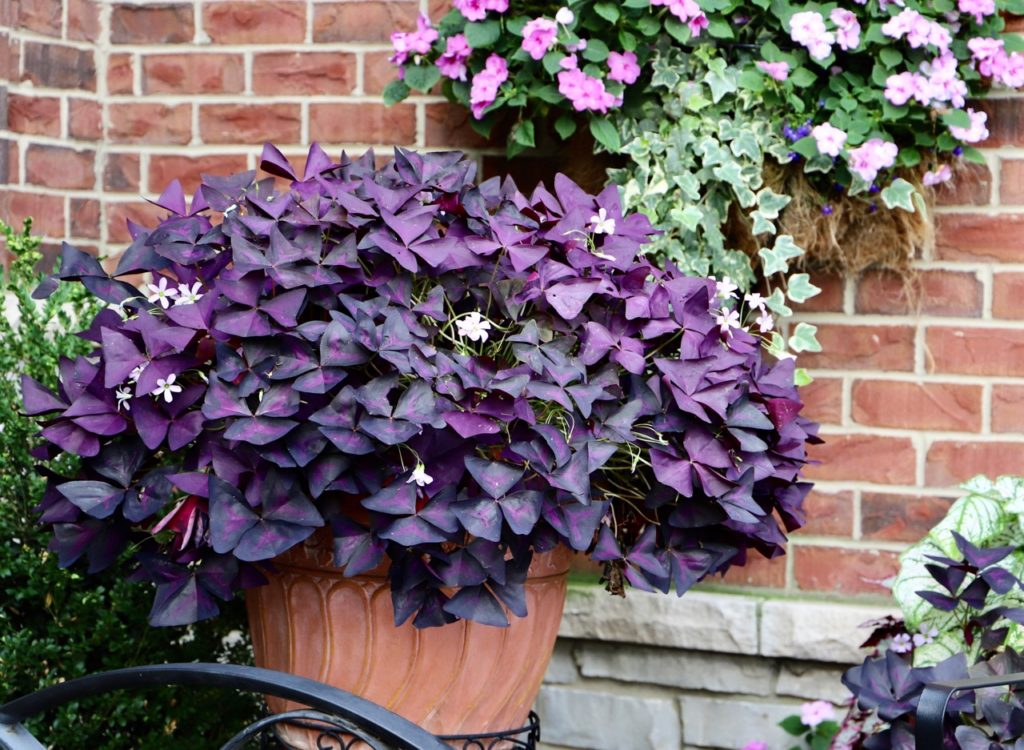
{"left": 22, "top": 143, "right": 818, "bottom": 739}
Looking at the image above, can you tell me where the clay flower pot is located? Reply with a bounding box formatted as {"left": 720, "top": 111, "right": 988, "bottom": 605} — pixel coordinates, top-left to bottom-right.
{"left": 246, "top": 534, "right": 572, "bottom": 746}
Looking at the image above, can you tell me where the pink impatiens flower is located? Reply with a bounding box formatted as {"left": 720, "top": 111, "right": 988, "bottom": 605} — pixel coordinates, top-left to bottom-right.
{"left": 521, "top": 17, "right": 559, "bottom": 60}
{"left": 884, "top": 71, "right": 919, "bottom": 106}
{"left": 557, "top": 68, "right": 618, "bottom": 112}
{"left": 607, "top": 51, "right": 641, "bottom": 84}
{"left": 949, "top": 108, "right": 989, "bottom": 143}
{"left": 390, "top": 14, "right": 438, "bottom": 66}
{"left": 800, "top": 700, "right": 836, "bottom": 728}
{"left": 688, "top": 13, "right": 709, "bottom": 36}
{"left": 469, "top": 54, "right": 509, "bottom": 119}
{"left": 437, "top": 34, "right": 471, "bottom": 81}
{"left": 756, "top": 60, "right": 790, "bottom": 81}
{"left": 811, "top": 122, "right": 847, "bottom": 157}
{"left": 453, "top": 0, "right": 507, "bottom": 21}
{"left": 830, "top": 8, "right": 861, "bottom": 51}
{"left": 789, "top": 11, "right": 834, "bottom": 60}
{"left": 959, "top": 0, "right": 995, "bottom": 23}
{"left": 848, "top": 138, "right": 899, "bottom": 182}
{"left": 923, "top": 165, "right": 953, "bottom": 186}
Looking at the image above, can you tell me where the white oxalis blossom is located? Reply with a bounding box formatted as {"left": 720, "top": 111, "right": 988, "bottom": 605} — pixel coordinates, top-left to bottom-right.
{"left": 589, "top": 207, "right": 616, "bottom": 235}
{"left": 151, "top": 373, "right": 183, "bottom": 403}
{"left": 115, "top": 386, "right": 133, "bottom": 411}
{"left": 146, "top": 277, "right": 178, "bottom": 309}
{"left": 406, "top": 462, "right": 433, "bottom": 488}
{"left": 174, "top": 282, "right": 204, "bottom": 306}
{"left": 456, "top": 311, "right": 492, "bottom": 343}
{"left": 715, "top": 308, "right": 741, "bottom": 335}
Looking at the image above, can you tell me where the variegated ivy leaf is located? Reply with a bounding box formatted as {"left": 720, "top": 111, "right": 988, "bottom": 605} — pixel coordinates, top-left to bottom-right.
{"left": 764, "top": 332, "right": 790, "bottom": 360}
{"left": 712, "top": 162, "right": 744, "bottom": 189}
{"left": 734, "top": 184, "right": 756, "bottom": 208}
{"left": 787, "top": 273, "right": 821, "bottom": 303}
{"left": 759, "top": 235, "right": 803, "bottom": 276}
{"left": 750, "top": 211, "right": 776, "bottom": 235}
{"left": 763, "top": 288, "right": 792, "bottom": 317}
{"left": 730, "top": 131, "right": 760, "bottom": 160}
{"left": 670, "top": 205, "right": 703, "bottom": 232}
{"left": 804, "top": 154, "right": 834, "bottom": 174}
{"left": 788, "top": 322, "right": 821, "bottom": 353}
{"left": 756, "top": 189, "right": 790, "bottom": 220}
{"left": 881, "top": 178, "right": 918, "bottom": 212}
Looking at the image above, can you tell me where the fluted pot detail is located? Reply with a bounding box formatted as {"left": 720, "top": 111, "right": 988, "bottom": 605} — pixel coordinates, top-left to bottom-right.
{"left": 246, "top": 536, "right": 571, "bottom": 745}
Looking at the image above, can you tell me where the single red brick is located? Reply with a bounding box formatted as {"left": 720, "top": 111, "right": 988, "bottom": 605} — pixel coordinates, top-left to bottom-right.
{"left": 926, "top": 326, "right": 1024, "bottom": 377}
{"left": 18, "top": 0, "right": 61, "bottom": 36}
{"left": 1000, "top": 160, "right": 1024, "bottom": 205}
{"left": 109, "top": 103, "right": 191, "bottom": 145}
{"left": 148, "top": 154, "right": 249, "bottom": 194}
{"left": 851, "top": 380, "right": 982, "bottom": 432}
{"left": 313, "top": 1, "right": 418, "bottom": 43}
{"left": 975, "top": 98, "right": 1024, "bottom": 148}
{"left": 424, "top": 102, "right": 489, "bottom": 149}
{"left": 799, "top": 376, "right": 842, "bottom": 425}
{"left": 0, "top": 139, "right": 18, "bottom": 185}
{"left": 363, "top": 51, "right": 397, "bottom": 95}
{"left": 798, "top": 273, "right": 844, "bottom": 313}
{"left": 926, "top": 440, "right": 1024, "bottom": 486}
{"left": 107, "top": 53, "right": 134, "bottom": 95}
{"left": 25, "top": 145, "right": 95, "bottom": 191}
{"left": 0, "top": 32, "right": 15, "bottom": 82}
{"left": 199, "top": 103, "right": 302, "bottom": 145}
{"left": 797, "top": 324, "right": 916, "bottom": 372}
{"left": 252, "top": 52, "right": 356, "bottom": 95}
{"left": 21, "top": 41, "right": 96, "bottom": 91}
{"left": 308, "top": 103, "right": 416, "bottom": 145}
{"left": 993, "top": 385, "right": 1024, "bottom": 433}
{"left": 69, "top": 98, "right": 102, "bottom": 141}
{"left": 861, "top": 492, "right": 954, "bottom": 542}
{"left": 797, "top": 490, "right": 854, "bottom": 537}
{"left": 936, "top": 213, "right": 1024, "bottom": 262}
{"left": 0, "top": 190, "right": 65, "bottom": 237}
{"left": 110, "top": 4, "right": 194, "bottom": 44}
{"left": 7, "top": 94, "right": 60, "bottom": 137}
{"left": 70, "top": 198, "right": 100, "bottom": 240}
{"left": 718, "top": 554, "right": 786, "bottom": 588}
{"left": 104, "top": 152, "right": 140, "bottom": 192}
{"left": 203, "top": 2, "right": 306, "bottom": 44}
{"left": 106, "top": 201, "right": 165, "bottom": 244}
{"left": 67, "top": 0, "right": 100, "bottom": 42}
{"left": 806, "top": 434, "right": 917, "bottom": 484}
{"left": 855, "top": 269, "right": 982, "bottom": 317}
{"left": 143, "top": 53, "right": 245, "bottom": 95}
{"left": 793, "top": 546, "right": 899, "bottom": 595}
{"left": 993, "top": 273, "right": 1024, "bottom": 319}
{"left": 935, "top": 160, "right": 992, "bottom": 207}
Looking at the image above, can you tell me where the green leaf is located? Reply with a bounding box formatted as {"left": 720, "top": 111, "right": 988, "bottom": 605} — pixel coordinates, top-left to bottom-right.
{"left": 530, "top": 83, "right": 562, "bottom": 104}
{"left": 789, "top": 67, "right": 817, "bottom": 87}
{"left": 779, "top": 715, "right": 806, "bottom": 736}
{"left": 791, "top": 135, "right": 819, "bottom": 159}
{"left": 582, "top": 38, "right": 610, "bottom": 63}
{"left": 759, "top": 235, "right": 804, "bottom": 276}
{"left": 789, "top": 322, "right": 821, "bottom": 353}
{"left": 664, "top": 17, "right": 691, "bottom": 44}
{"left": 618, "top": 29, "right": 637, "bottom": 51}
{"left": 594, "top": 2, "right": 621, "bottom": 23}
{"left": 942, "top": 109, "right": 972, "bottom": 129}
{"left": 738, "top": 68, "right": 765, "bottom": 93}
{"left": 511, "top": 119, "right": 536, "bottom": 148}
{"left": 637, "top": 15, "right": 661, "bottom": 36}
{"left": 962, "top": 146, "right": 986, "bottom": 165}
{"left": 404, "top": 64, "right": 441, "bottom": 93}
{"left": 879, "top": 47, "right": 903, "bottom": 68}
{"left": 554, "top": 113, "right": 577, "bottom": 140}
{"left": 382, "top": 79, "right": 410, "bottom": 106}
{"left": 881, "top": 178, "right": 917, "bottom": 212}
{"left": 794, "top": 368, "right": 813, "bottom": 387}
{"left": 786, "top": 273, "right": 821, "bottom": 303}
{"left": 590, "top": 117, "right": 622, "bottom": 152}
{"left": 465, "top": 19, "right": 501, "bottom": 48}
{"left": 707, "top": 17, "right": 735, "bottom": 39}
{"left": 469, "top": 115, "right": 497, "bottom": 139}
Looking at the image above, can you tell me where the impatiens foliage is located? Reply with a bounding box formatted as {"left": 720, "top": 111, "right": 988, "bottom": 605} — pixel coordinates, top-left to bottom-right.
{"left": 25, "top": 144, "right": 817, "bottom": 629}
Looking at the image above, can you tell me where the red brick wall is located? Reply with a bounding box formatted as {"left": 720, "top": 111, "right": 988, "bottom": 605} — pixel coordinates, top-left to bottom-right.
{"left": 2, "top": 1, "right": 1023, "bottom": 605}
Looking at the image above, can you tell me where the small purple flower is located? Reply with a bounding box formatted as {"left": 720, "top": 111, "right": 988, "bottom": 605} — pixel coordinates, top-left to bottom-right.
{"left": 869, "top": 202, "right": 879, "bottom": 213}
{"left": 954, "top": 146, "right": 964, "bottom": 157}
{"left": 821, "top": 204, "right": 834, "bottom": 216}
{"left": 869, "top": 183, "right": 881, "bottom": 194}
{"left": 889, "top": 633, "right": 913, "bottom": 653}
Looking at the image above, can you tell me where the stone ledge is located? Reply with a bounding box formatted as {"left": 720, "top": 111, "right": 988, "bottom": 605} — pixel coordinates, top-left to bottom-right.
{"left": 559, "top": 584, "right": 897, "bottom": 663}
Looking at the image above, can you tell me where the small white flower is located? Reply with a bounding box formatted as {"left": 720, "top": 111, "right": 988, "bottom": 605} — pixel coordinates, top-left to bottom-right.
{"left": 744, "top": 292, "right": 766, "bottom": 310}
{"left": 714, "top": 275, "right": 739, "bottom": 300}
{"left": 146, "top": 277, "right": 178, "bottom": 309}
{"left": 151, "top": 373, "right": 183, "bottom": 403}
{"left": 221, "top": 629, "right": 245, "bottom": 649}
{"left": 175, "top": 281, "right": 204, "bottom": 306}
{"left": 406, "top": 462, "right": 433, "bottom": 488}
{"left": 128, "top": 364, "right": 145, "bottom": 383}
{"left": 912, "top": 626, "right": 938, "bottom": 647}
{"left": 456, "top": 311, "right": 493, "bottom": 343}
{"left": 115, "top": 386, "right": 133, "bottom": 411}
{"left": 889, "top": 633, "right": 913, "bottom": 653}
{"left": 756, "top": 311, "right": 775, "bottom": 333}
{"left": 555, "top": 6, "right": 575, "bottom": 24}
{"left": 589, "top": 207, "right": 616, "bottom": 235}
{"left": 715, "top": 308, "right": 741, "bottom": 335}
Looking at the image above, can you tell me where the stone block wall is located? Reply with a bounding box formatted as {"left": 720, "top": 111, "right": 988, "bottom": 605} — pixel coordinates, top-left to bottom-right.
{"left": 3, "top": 2, "right": 1024, "bottom": 747}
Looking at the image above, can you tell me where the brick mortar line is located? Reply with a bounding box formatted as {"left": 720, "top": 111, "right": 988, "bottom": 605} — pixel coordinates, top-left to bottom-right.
{"left": 933, "top": 204, "right": 1024, "bottom": 214}
{"left": 982, "top": 381, "right": 993, "bottom": 433}
{"left": 815, "top": 424, "right": 1024, "bottom": 441}
{"left": 809, "top": 479, "right": 962, "bottom": 496}
{"left": 786, "top": 537, "right": 909, "bottom": 552}
{"left": 10, "top": 28, "right": 95, "bottom": 50}
{"left": 97, "top": 93, "right": 449, "bottom": 104}
{"left": 796, "top": 311, "right": 1024, "bottom": 326}
{"left": 107, "top": 42, "right": 393, "bottom": 52}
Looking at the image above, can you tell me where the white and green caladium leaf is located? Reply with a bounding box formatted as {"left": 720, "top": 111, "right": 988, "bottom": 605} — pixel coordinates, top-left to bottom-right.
{"left": 928, "top": 490, "right": 1007, "bottom": 557}
{"left": 881, "top": 178, "right": 918, "bottom": 212}
{"left": 787, "top": 273, "right": 821, "bottom": 303}
{"left": 759, "top": 235, "right": 803, "bottom": 275}
{"left": 788, "top": 322, "right": 821, "bottom": 353}
{"left": 893, "top": 542, "right": 952, "bottom": 629}
{"left": 912, "top": 628, "right": 967, "bottom": 669}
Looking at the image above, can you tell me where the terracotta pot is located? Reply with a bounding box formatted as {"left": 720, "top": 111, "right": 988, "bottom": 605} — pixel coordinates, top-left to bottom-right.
{"left": 246, "top": 535, "right": 572, "bottom": 746}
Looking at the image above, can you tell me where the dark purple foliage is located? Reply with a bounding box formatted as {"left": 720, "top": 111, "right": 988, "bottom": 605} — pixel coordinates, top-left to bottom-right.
{"left": 24, "top": 143, "right": 818, "bottom": 628}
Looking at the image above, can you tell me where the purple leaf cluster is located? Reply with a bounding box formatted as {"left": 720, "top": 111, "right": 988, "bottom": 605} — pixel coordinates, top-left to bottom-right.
{"left": 24, "top": 143, "right": 817, "bottom": 628}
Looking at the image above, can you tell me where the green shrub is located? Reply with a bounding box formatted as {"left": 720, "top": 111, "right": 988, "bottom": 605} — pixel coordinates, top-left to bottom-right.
{"left": 0, "top": 219, "right": 258, "bottom": 748}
